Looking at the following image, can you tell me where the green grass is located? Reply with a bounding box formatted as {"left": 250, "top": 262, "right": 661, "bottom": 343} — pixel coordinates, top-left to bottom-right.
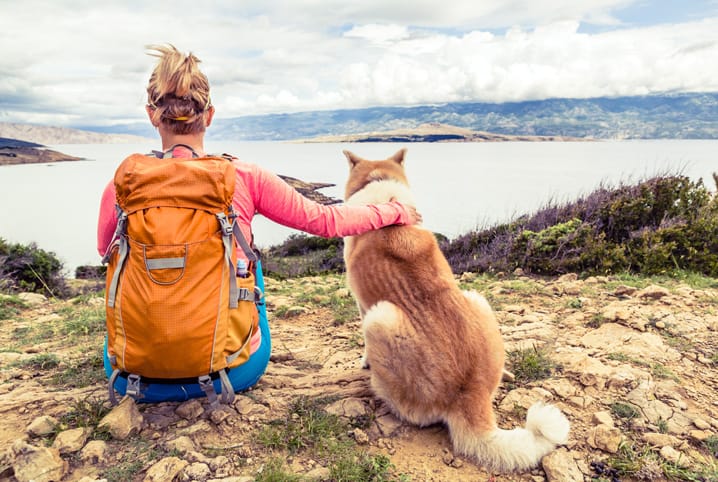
{"left": 610, "top": 402, "right": 640, "bottom": 420}
{"left": 257, "top": 396, "right": 404, "bottom": 481}
{"left": 505, "top": 345, "right": 557, "bottom": 385}
{"left": 256, "top": 458, "right": 307, "bottom": 482}
{"left": 51, "top": 349, "right": 106, "bottom": 388}
{"left": 605, "top": 439, "right": 718, "bottom": 481}
{"left": 0, "top": 294, "right": 26, "bottom": 320}
{"left": 11, "top": 353, "right": 60, "bottom": 370}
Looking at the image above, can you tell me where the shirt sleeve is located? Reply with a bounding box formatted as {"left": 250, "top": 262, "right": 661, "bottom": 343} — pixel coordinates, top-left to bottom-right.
{"left": 97, "top": 180, "right": 118, "bottom": 257}
{"left": 246, "top": 163, "right": 411, "bottom": 237}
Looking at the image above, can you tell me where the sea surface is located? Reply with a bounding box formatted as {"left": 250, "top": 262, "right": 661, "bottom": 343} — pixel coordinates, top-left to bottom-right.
{"left": 1, "top": 140, "right": 716, "bottom": 276}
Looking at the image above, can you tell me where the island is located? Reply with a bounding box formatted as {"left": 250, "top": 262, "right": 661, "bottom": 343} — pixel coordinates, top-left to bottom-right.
{"left": 298, "top": 122, "right": 587, "bottom": 143}
{"left": 0, "top": 138, "right": 83, "bottom": 165}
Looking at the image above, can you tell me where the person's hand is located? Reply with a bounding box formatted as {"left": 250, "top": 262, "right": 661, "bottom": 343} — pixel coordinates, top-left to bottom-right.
{"left": 390, "top": 198, "right": 422, "bottom": 225}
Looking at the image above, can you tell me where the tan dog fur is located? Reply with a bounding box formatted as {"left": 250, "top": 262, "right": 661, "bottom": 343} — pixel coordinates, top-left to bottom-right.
{"left": 342, "top": 149, "right": 569, "bottom": 472}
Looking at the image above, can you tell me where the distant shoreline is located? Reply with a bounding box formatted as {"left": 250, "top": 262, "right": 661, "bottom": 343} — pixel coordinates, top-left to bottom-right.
{"left": 0, "top": 138, "right": 83, "bottom": 166}
{"left": 295, "top": 122, "right": 590, "bottom": 143}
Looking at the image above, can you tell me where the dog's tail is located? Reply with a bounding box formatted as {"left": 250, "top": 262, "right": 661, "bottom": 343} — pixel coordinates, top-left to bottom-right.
{"left": 448, "top": 403, "right": 570, "bottom": 472}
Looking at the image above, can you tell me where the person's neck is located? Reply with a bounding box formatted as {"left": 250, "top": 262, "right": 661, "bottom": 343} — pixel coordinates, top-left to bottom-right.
{"left": 160, "top": 132, "right": 206, "bottom": 156}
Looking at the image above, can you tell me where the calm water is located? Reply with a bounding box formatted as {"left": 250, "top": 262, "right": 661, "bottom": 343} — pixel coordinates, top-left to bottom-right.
{"left": 1, "top": 140, "right": 716, "bottom": 276}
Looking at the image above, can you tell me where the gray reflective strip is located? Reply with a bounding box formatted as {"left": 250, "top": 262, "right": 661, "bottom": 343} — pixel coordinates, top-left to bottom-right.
{"left": 107, "top": 236, "right": 129, "bottom": 308}
{"left": 225, "top": 321, "right": 254, "bottom": 365}
{"left": 146, "top": 257, "right": 185, "bottom": 270}
{"left": 218, "top": 369, "right": 235, "bottom": 404}
{"left": 198, "top": 375, "right": 220, "bottom": 409}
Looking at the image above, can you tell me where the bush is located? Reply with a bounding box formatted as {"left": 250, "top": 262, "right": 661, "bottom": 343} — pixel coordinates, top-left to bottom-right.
{"left": 441, "top": 174, "right": 718, "bottom": 277}
{"left": 0, "top": 238, "right": 68, "bottom": 297}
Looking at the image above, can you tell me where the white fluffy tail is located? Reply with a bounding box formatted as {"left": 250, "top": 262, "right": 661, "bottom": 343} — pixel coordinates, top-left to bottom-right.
{"left": 450, "top": 403, "right": 570, "bottom": 473}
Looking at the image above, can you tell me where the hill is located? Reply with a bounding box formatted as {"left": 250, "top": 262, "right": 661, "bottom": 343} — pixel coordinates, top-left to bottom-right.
{"left": 0, "top": 123, "right": 152, "bottom": 146}
{"left": 299, "top": 122, "right": 585, "bottom": 143}
{"left": 12, "top": 92, "right": 718, "bottom": 142}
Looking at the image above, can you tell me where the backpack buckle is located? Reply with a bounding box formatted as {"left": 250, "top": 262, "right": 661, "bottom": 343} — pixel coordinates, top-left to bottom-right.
{"left": 125, "top": 374, "right": 143, "bottom": 400}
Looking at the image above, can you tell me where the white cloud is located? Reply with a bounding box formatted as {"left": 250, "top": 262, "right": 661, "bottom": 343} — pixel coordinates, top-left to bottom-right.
{"left": 0, "top": 1, "right": 716, "bottom": 126}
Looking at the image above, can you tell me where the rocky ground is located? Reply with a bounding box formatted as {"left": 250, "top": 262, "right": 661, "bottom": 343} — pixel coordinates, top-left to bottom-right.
{"left": 0, "top": 271, "right": 717, "bottom": 481}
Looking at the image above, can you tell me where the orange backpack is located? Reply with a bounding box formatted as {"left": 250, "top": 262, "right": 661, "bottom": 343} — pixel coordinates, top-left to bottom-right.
{"left": 102, "top": 148, "right": 261, "bottom": 407}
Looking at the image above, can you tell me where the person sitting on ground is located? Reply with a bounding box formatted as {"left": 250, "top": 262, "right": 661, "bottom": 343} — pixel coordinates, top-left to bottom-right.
{"left": 96, "top": 44, "right": 421, "bottom": 402}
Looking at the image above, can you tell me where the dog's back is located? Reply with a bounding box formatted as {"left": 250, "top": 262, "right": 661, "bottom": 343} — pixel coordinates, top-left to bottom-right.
{"left": 342, "top": 149, "right": 570, "bottom": 473}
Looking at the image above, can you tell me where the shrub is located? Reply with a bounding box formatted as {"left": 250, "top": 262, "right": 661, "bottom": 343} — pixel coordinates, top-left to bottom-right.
{"left": 441, "top": 174, "right": 718, "bottom": 277}
{"left": 0, "top": 238, "right": 68, "bottom": 297}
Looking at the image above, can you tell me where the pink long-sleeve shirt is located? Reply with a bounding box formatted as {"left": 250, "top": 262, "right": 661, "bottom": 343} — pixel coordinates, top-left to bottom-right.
{"left": 97, "top": 154, "right": 412, "bottom": 258}
{"left": 97, "top": 150, "right": 412, "bottom": 356}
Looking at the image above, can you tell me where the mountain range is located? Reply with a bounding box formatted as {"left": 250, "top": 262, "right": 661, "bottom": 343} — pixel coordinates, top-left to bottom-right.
{"left": 79, "top": 92, "right": 717, "bottom": 141}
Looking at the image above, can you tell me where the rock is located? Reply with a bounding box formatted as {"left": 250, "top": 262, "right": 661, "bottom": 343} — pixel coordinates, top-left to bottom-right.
{"left": 233, "top": 396, "right": 270, "bottom": 418}
{"left": 352, "top": 428, "right": 369, "bottom": 444}
{"left": 592, "top": 411, "right": 614, "bottom": 427}
{"left": 209, "top": 455, "right": 232, "bottom": 477}
{"left": 165, "top": 436, "right": 197, "bottom": 454}
{"left": 305, "top": 466, "right": 331, "bottom": 480}
{"left": 580, "top": 323, "right": 680, "bottom": 363}
{"left": 181, "top": 462, "right": 211, "bottom": 481}
{"left": 98, "top": 396, "right": 144, "bottom": 440}
{"left": 144, "top": 456, "right": 189, "bottom": 482}
{"left": 10, "top": 440, "right": 68, "bottom": 482}
{"left": 209, "top": 407, "right": 232, "bottom": 425}
{"left": 643, "top": 432, "right": 680, "bottom": 447}
{"left": 587, "top": 424, "right": 623, "bottom": 453}
{"left": 499, "top": 387, "right": 552, "bottom": 412}
{"left": 26, "top": 415, "right": 59, "bottom": 437}
{"left": 285, "top": 306, "right": 310, "bottom": 317}
{"left": 541, "top": 448, "right": 583, "bottom": 482}
{"left": 613, "top": 285, "right": 637, "bottom": 297}
{"left": 79, "top": 440, "right": 109, "bottom": 464}
{"left": 325, "top": 397, "right": 369, "bottom": 419}
{"left": 693, "top": 418, "right": 711, "bottom": 430}
{"left": 176, "top": 399, "right": 204, "bottom": 420}
{"left": 17, "top": 292, "right": 47, "bottom": 306}
{"left": 637, "top": 285, "right": 670, "bottom": 299}
{"left": 689, "top": 429, "right": 713, "bottom": 442}
{"left": 557, "top": 273, "right": 578, "bottom": 282}
{"left": 502, "top": 304, "right": 526, "bottom": 314}
{"left": 52, "top": 427, "right": 92, "bottom": 454}
{"left": 659, "top": 446, "right": 690, "bottom": 468}
{"left": 543, "top": 378, "right": 577, "bottom": 400}
{"left": 374, "top": 413, "right": 403, "bottom": 436}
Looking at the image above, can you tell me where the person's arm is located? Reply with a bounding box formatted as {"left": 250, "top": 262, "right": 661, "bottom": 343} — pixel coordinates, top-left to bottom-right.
{"left": 97, "top": 181, "right": 118, "bottom": 257}
{"left": 245, "top": 163, "right": 418, "bottom": 237}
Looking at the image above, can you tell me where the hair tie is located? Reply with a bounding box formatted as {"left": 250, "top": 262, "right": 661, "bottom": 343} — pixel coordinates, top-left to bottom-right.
{"left": 172, "top": 116, "right": 190, "bottom": 121}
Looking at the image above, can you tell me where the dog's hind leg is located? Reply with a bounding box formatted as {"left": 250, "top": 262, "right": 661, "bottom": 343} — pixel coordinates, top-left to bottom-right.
{"left": 361, "top": 301, "right": 443, "bottom": 426}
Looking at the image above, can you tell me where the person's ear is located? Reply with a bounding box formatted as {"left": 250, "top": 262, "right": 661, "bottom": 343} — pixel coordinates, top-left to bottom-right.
{"left": 205, "top": 106, "right": 215, "bottom": 127}
{"left": 145, "top": 105, "right": 159, "bottom": 127}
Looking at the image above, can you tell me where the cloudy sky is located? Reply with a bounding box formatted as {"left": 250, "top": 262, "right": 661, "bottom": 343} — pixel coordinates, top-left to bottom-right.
{"left": 1, "top": 0, "right": 717, "bottom": 127}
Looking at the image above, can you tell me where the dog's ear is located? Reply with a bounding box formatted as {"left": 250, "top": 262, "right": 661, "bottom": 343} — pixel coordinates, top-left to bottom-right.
{"left": 343, "top": 150, "right": 362, "bottom": 169}
{"left": 390, "top": 148, "right": 407, "bottom": 166}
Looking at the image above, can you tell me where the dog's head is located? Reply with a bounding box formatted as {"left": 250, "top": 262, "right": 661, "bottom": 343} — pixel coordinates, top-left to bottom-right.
{"left": 343, "top": 149, "right": 409, "bottom": 200}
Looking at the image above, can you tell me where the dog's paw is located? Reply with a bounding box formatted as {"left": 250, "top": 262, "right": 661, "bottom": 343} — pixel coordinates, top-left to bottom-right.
{"left": 361, "top": 351, "right": 371, "bottom": 369}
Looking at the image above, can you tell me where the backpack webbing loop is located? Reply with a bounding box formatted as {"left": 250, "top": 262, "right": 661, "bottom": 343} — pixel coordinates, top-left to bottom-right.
{"left": 199, "top": 375, "right": 220, "bottom": 409}
{"left": 217, "top": 213, "right": 239, "bottom": 309}
{"left": 218, "top": 369, "right": 235, "bottom": 405}
{"left": 106, "top": 233, "right": 129, "bottom": 308}
{"left": 108, "top": 369, "right": 121, "bottom": 406}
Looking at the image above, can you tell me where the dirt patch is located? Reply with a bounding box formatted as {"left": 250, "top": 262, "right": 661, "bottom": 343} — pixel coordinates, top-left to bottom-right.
{"left": 1, "top": 273, "right": 717, "bottom": 481}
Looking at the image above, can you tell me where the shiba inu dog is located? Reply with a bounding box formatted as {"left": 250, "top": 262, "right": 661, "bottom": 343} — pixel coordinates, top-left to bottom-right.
{"left": 342, "top": 148, "right": 570, "bottom": 472}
